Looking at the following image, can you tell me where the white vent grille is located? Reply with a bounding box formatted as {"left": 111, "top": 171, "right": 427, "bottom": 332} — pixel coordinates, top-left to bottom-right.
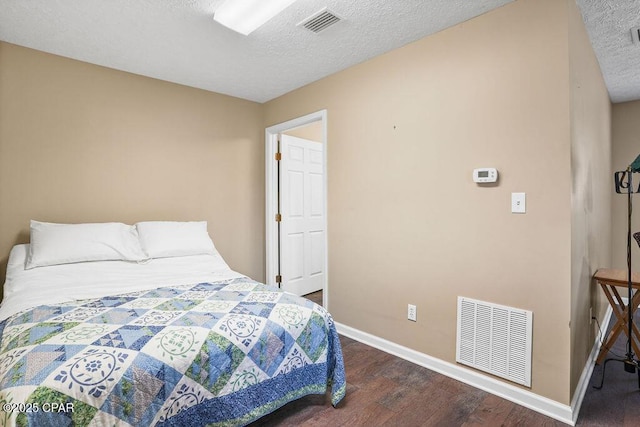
{"left": 456, "top": 297, "right": 532, "bottom": 387}
{"left": 298, "top": 8, "right": 341, "bottom": 34}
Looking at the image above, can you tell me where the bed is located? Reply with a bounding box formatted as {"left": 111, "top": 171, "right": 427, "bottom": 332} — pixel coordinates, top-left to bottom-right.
{"left": 0, "top": 221, "right": 345, "bottom": 426}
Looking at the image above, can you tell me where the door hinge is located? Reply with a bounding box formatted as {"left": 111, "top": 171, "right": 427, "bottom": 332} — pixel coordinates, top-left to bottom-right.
{"left": 275, "top": 152, "right": 282, "bottom": 161}
{"left": 275, "top": 213, "right": 282, "bottom": 222}
{"left": 275, "top": 275, "right": 282, "bottom": 284}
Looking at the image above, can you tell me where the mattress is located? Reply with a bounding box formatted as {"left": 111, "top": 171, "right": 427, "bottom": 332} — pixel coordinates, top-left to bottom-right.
{"left": 0, "top": 244, "right": 345, "bottom": 426}
{"left": 0, "top": 244, "right": 242, "bottom": 322}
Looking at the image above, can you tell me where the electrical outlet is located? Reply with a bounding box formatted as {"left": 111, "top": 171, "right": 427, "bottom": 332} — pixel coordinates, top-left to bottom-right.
{"left": 408, "top": 304, "right": 417, "bottom": 322}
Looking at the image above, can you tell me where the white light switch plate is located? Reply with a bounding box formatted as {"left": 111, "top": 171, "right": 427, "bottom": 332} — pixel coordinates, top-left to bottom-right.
{"left": 512, "top": 192, "right": 526, "bottom": 213}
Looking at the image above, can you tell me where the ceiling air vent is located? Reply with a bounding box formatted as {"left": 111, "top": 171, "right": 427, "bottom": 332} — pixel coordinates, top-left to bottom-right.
{"left": 632, "top": 27, "right": 640, "bottom": 44}
{"left": 298, "top": 8, "right": 341, "bottom": 34}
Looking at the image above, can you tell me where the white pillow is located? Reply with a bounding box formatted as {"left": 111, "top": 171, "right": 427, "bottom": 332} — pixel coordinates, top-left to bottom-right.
{"left": 135, "top": 221, "right": 216, "bottom": 259}
{"left": 26, "top": 221, "right": 149, "bottom": 269}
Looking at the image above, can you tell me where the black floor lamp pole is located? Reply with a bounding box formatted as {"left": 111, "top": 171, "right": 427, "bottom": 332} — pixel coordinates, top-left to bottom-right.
{"left": 624, "top": 168, "right": 636, "bottom": 373}
{"left": 595, "top": 159, "right": 640, "bottom": 390}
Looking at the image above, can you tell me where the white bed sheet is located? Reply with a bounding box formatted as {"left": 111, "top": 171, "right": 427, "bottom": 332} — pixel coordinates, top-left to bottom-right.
{"left": 0, "top": 244, "right": 244, "bottom": 322}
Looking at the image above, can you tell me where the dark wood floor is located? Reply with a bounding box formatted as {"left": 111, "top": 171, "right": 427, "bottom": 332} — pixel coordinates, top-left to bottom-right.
{"left": 250, "top": 334, "right": 564, "bottom": 426}
{"left": 304, "top": 290, "right": 323, "bottom": 306}
{"left": 248, "top": 292, "right": 634, "bottom": 426}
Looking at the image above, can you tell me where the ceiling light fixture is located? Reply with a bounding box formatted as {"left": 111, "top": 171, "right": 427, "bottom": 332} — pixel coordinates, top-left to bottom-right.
{"left": 214, "top": 0, "right": 298, "bottom": 36}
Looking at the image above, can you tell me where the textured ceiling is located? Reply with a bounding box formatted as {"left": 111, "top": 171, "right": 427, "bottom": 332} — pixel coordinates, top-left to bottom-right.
{"left": 576, "top": 0, "right": 640, "bottom": 103}
{"left": 0, "top": 0, "right": 636, "bottom": 104}
{"left": 0, "top": 0, "right": 515, "bottom": 103}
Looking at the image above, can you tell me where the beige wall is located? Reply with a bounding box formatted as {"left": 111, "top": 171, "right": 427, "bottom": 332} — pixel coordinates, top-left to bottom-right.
{"left": 283, "top": 121, "right": 322, "bottom": 142}
{"left": 266, "top": 0, "right": 574, "bottom": 404}
{"left": 568, "top": 0, "right": 612, "bottom": 397}
{"left": 0, "top": 42, "right": 266, "bottom": 283}
{"left": 611, "top": 101, "right": 640, "bottom": 273}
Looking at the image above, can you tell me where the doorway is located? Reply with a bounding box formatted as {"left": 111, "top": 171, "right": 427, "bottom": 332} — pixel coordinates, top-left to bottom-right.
{"left": 265, "top": 110, "right": 327, "bottom": 307}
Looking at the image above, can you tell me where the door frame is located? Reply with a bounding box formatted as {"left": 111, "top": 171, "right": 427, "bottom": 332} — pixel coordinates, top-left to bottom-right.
{"left": 265, "top": 110, "right": 328, "bottom": 307}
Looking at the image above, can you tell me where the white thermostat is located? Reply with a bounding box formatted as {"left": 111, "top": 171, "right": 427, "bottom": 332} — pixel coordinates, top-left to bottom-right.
{"left": 473, "top": 168, "right": 498, "bottom": 183}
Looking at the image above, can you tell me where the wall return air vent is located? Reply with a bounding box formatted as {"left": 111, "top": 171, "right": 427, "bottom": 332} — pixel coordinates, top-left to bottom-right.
{"left": 298, "top": 8, "right": 341, "bottom": 33}
{"left": 456, "top": 296, "right": 533, "bottom": 387}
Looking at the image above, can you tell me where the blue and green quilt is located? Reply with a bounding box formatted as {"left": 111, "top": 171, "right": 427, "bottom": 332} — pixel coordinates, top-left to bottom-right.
{"left": 0, "top": 277, "right": 345, "bottom": 426}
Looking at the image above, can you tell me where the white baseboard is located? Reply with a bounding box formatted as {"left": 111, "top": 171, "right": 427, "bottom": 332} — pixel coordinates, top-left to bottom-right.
{"left": 335, "top": 319, "right": 609, "bottom": 426}
{"left": 569, "top": 304, "right": 613, "bottom": 424}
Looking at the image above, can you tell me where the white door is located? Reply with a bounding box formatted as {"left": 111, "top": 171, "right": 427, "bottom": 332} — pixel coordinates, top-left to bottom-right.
{"left": 279, "top": 134, "right": 325, "bottom": 296}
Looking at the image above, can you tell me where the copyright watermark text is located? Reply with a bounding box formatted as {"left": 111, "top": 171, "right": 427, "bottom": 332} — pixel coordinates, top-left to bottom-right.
{"left": 2, "top": 402, "right": 74, "bottom": 413}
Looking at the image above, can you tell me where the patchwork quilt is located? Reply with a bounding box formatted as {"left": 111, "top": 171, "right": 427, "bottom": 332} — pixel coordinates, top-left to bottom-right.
{"left": 0, "top": 277, "right": 346, "bottom": 426}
